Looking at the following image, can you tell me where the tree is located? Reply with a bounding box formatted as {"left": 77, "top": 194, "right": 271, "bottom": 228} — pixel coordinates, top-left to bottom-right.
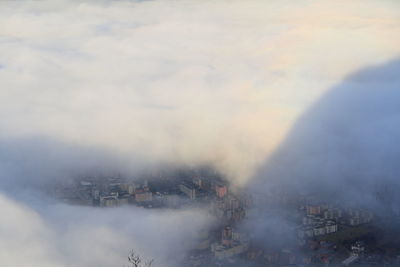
{"left": 124, "top": 251, "right": 154, "bottom": 267}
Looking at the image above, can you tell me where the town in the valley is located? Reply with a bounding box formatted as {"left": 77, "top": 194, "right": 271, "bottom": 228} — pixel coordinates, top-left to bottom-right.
{"left": 49, "top": 168, "right": 400, "bottom": 266}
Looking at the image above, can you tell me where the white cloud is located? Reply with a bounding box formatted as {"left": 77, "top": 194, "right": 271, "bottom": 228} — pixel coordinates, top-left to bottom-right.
{"left": 1, "top": 0, "right": 399, "bottom": 182}
{"left": 0, "top": 1, "right": 399, "bottom": 266}
{"left": 0, "top": 193, "right": 212, "bottom": 267}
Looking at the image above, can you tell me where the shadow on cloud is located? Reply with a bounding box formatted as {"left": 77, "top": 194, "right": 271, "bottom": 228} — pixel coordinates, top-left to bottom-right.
{"left": 248, "top": 58, "right": 400, "bottom": 233}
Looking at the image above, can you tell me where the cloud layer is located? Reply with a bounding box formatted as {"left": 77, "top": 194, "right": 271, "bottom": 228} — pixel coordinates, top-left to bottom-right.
{"left": 1, "top": 0, "right": 399, "bottom": 182}
{"left": 1, "top": 1, "right": 400, "bottom": 266}
{"left": 0, "top": 193, "right": 213, "bottom": 267}
{"left": 253, "top": 59, "right": 400, "bottom": 210}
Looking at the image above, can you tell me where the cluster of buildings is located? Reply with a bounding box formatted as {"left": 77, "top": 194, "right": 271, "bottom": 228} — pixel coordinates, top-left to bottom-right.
{"left": 299, "top": 216, "right": 338, "bottom": 239}
{"left": 298, "top": 204, "right": 340, "bottom": 239}
{"left": 297, "top": 202, "right": 374, "bottom": 242}
{"left": 57, "top": 177, "right": 153, "bottom": 207}
{"left": 211, "top": 193, "right": 250, "bottom": 223}
{"left": 211, "top": 226, "right": 249, "bottom": 260}
{"left": 346, "top": 208, "right": 374, "bottom": 226}
{"left": 52, "top": 171, "right": 400, "bottom": 266}
{"left": 57, "top": 171, "right": 243, "bottom": 211}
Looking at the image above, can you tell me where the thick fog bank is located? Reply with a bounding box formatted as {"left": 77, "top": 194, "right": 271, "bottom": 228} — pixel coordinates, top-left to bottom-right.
{"left": 252, "top": 59, "right": 400, "bottom": 216}
{"left": 1, "top": 0, "right": 400, "bottom": 185}
{"left": 0, "top": 192, "right": 213, "bottom": 267}
{"left": 1, "top": 1, "right": 400, "bottom": 266}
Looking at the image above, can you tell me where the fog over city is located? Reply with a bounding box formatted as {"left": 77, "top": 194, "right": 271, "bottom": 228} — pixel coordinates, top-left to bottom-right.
{"left": 0, "top": 1, "right": 400, "bottom": 266}
{"left": 246, "top": 59, "right": 400, "bottom": 254}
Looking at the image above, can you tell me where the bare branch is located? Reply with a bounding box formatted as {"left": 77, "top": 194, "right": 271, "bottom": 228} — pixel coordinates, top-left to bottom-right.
{"left": 124, "top": 250, "right": 154, "bottom": 267}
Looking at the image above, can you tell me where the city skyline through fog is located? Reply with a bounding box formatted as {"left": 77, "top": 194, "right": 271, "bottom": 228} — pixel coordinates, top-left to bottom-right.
{"left": 0, "top": 1, "right": 400, "bottom": 266}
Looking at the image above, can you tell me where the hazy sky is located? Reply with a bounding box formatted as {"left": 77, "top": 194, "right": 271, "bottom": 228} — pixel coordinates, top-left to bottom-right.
{"left": 0, "top": 1, "right": 400, "bottom": 266}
